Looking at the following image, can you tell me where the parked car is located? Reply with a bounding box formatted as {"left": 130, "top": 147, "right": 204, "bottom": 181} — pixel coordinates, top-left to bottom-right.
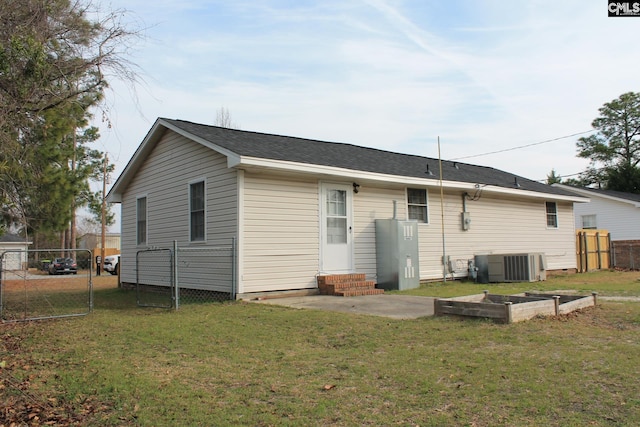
{"left": 48, "top": 257, "right": 78, "bottom": 275}
{"left": 103, "top": 254, "right": 120, "bottom": 275}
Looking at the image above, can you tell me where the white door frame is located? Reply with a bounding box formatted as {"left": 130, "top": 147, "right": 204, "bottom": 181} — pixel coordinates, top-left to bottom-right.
{"left": 319, "top": 181, "right": 355, "bottom": 273}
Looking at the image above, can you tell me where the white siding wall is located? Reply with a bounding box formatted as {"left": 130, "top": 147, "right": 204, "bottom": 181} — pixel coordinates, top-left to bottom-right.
{"left": 353, "top": 184, "right": 577, "bottom": 281}
{"left": 120, "top": 131, "right": 237, "bottom": 285}
{"left": 418, "top": 192, "right": 576, "bottom": 278}
{"left": 241, "top": 173, "right": 319, "bottom": 293}
{"left": 573, "top": 196, "right": 640, "bottom": 241}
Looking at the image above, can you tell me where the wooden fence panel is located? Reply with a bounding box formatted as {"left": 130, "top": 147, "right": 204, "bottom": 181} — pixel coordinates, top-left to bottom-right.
{"left": 576, "top": 230, "right": 611, "bottom": 273}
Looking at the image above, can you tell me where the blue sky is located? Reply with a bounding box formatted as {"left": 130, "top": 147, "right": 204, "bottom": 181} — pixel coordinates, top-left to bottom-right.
{"left": 94, "top": 0, "right": 640, "bottom": 196}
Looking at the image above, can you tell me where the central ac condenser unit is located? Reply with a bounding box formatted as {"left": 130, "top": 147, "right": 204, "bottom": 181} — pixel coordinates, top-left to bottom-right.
{"left": 486, "top": 253, "right": 547, "bottom": 282}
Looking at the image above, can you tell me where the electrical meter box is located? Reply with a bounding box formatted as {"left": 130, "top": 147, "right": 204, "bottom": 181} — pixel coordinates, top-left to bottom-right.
{"left": 375, "top": 219, "right": 420, "bottom": 290}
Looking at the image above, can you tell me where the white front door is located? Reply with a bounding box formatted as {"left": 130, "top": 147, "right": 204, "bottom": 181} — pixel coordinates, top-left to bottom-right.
{"left": 320, "top": 183, "right": 354, "bottom": 273}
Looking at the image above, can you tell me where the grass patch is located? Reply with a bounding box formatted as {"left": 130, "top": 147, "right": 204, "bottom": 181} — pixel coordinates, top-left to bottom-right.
{"left": 1, "top": 271, "right": 640, "bottom": 425}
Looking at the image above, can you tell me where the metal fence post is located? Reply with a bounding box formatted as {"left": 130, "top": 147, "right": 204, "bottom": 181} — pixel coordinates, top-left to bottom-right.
{"left": 232, "top": 236, "right": 237, "bottom": 300}
{"left": 89, "top": 250, "right": 94, "bottom": 313}
{"left": 136, "top": 250, "right": 141, "bottom": 306}
{"left": 0, "top": 251, "right": 4, "bottom": 320}
{"left": 173, "top": 240, "right": 179, "bottom": 310}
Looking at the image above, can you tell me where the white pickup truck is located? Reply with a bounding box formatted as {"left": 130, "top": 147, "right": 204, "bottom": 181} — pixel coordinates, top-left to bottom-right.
{"left": 103, "top": 254, "right": 120, "bottom": 275}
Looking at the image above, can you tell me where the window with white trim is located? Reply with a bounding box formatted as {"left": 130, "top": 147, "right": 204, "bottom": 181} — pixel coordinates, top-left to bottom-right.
{"left": 582, "top": 214, "right": 597, "bottom": 229}
{"left": 407, "top": 188, "right": 428, "bottom": 223}
{"left": 545, "top": 201, "right": 558, "bottom": 228}
{"left": 190, "top": 180, "right": 206, "bottom": 242}
{"left": 136, "top": 196, "right": 147, "bottom": 245}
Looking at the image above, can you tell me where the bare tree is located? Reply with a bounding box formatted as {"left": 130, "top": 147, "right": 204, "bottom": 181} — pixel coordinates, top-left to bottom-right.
{"left": 214, "top": 107, "right": 240, "bottom": 129}
{"left": 77, "top": 215, "right": 102, "bottom": 237}
{"left": 0, "top": 0, "right": 143, "bottom": 242}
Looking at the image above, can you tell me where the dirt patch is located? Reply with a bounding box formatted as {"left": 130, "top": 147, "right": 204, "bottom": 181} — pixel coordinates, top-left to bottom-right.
{"left": 2, "top": 274, "right": 120, "bottom": 323}
{"left": 2, "top": 274, "right": 118, "bottom": 292}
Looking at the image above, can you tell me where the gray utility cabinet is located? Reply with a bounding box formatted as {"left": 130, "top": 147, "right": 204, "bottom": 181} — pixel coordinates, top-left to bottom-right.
{"left": 375, "top": 219, "right": 420, "bottom": 290}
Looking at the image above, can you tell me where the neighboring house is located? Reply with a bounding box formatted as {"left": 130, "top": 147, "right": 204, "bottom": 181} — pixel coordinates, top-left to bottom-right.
{"left": 77, "top": 233, "right": 121, "bottom": 251}
{"left": 553, "top": 185, "right": 640, "bottom": 241}
{"left": 107, "top": 118, "right": 586, "bottom": 297}
{"left": 0, "top": 234, "right": 32, "bottom": 271}
{"left": 77, "top": 232, "right": 121, "bottom": 270}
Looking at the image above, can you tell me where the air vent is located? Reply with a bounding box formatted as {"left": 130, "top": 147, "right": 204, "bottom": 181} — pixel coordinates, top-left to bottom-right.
{"left": 487, "top": 253, "right": 547, "bottom": 282}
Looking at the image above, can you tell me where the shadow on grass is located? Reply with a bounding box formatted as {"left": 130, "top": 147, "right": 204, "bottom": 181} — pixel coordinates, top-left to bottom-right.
{"left": 92, "top": 287, "right": 139, "bottom": 310}
{"left": 92, "top": 287, "right": 236, "bottom": 311}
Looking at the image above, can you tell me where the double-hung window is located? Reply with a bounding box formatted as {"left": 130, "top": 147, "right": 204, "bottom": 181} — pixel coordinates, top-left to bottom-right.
{"left": 545, "top": 202, "right": 558, "bottom": 228}
{"left": 407, "top": 188, "right": 428, "bottom": 223}
{"left": 136, "top": 196, "right": 147, "bottom": 245}
{"left": 190, "top": 180, "right": 206, "bottom": 242}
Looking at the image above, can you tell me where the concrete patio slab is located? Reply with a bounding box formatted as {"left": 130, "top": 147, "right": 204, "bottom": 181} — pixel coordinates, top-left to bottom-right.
{"left": 253, "top": 294, "right": 435, "bottom": 319}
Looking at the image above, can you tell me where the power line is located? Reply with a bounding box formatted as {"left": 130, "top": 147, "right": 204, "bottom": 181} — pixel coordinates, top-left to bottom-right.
{"left": 534, "top": 170, "right": 583, "bottom": 183}
{"left": 449, "top": 130, "right": 595, "bottom": 161}
{"left": 534, "top": 165, "right": 611, "bottom": 184}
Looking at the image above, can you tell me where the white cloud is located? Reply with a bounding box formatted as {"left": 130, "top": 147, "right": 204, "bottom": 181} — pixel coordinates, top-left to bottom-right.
{"left": 95, "top": 0, "right": 640, "bottom": 189}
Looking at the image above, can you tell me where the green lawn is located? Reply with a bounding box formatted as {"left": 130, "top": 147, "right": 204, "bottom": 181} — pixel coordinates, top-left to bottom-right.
{"left": 1, "top": 271, "right": 640, "bottom": 426}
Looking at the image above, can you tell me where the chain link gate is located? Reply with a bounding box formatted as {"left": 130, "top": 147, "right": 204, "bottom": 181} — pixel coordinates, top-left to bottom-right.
{"left": 1, "top": 249, "right": 93, "bottom": 322}
{"left": 135, "top": 239, "right": 236, "bottom": 309}
{"left": 136, "top": 248, "right": 174, "bottom": 308}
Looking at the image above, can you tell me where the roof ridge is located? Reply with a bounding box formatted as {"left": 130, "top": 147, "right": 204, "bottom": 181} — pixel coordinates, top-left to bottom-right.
{"left": 161, "top": 118, "right": 510, "bottom": 174}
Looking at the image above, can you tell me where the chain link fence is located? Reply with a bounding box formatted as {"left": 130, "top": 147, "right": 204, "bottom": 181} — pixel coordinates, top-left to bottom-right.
{"left": 612, "top": 240, "right": 640, "bottom": 270}
{"left": 136, "top": 248, "right": 174, "bottom": 308}
{"left": 1, "top": 249, "right": 93, "bottom": 322}
{"left": 136, "top": 239, "right": 236, "bottom": 309}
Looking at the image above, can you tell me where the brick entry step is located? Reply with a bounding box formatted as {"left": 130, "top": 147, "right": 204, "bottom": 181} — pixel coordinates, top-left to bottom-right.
{"left": 317, "top": 273, "right": 384, "bottom": 297}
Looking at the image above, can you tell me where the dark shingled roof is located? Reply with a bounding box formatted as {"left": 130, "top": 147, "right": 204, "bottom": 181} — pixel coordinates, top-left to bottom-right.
{"left": 0, "top": 234, "right": 29, "bottom": 243}
{"left": 163, "top": 118, "right": 577, "bottom": 197}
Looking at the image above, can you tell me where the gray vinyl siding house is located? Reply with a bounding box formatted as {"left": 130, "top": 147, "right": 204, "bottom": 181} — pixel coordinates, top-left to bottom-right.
{"left": 107, "top": 118, "right": 585, "bottom": 297}
{"left": 553, "top": 185, "right": 640, "bottom": 241}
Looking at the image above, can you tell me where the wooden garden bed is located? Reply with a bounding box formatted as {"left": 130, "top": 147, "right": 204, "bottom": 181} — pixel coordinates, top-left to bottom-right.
{"left": 434, "top": 291, "right": 597, "bottom": 323}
